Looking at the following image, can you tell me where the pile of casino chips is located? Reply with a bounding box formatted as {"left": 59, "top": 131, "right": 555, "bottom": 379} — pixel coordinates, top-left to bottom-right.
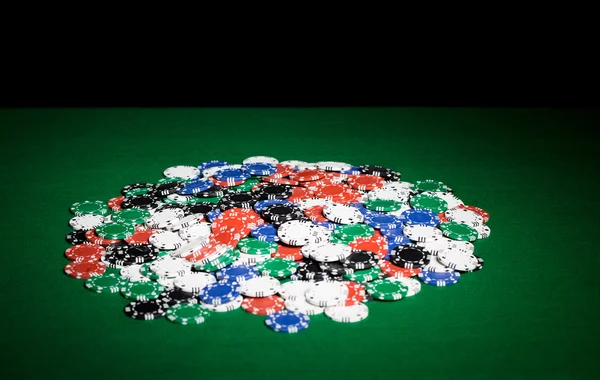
{"left": 64, "top": 156, "right": 490, "bottom": 332}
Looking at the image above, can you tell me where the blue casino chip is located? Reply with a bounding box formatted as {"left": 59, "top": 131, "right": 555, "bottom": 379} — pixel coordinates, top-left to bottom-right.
{"left": 364, "top": 213, "right": 402, "bottom": 229}
{"left": 250, "top": 224, "right": 279, "bottom": 242}
{"left": 206, "top": 209, "right": 222, "bottom": 222}
{"left": 265, "top": 310, "right": 310, "bottom": 333}
{"left": 199, "top": 281, "right": 241, "bottom": 305}
{"left": 312, "top": 221, "right": 338, "bottom": 230}
{"left": 379, "top": 227, "right": 411, "bottom": 245}
{"left": 178, "top": 178, "right": 214, "bottom": 195}
{"left": 399, "top": 209, "right": 440, "bottom": 227}
{"left": 242, "top": 163, "right": 278, "bottom": 176}
{"left": 213, "top": 168, "right": 251, "bottom": 182}
{"left": 253, "top": 199, "right": 294, "bottom": 213}
{"left": 216, "top": 265, "right": 259, "bottom": 283}
{"left": 418, "top": 269, "right": 461, "bottom": 287}
{"left": 197, "top": 160, "right": 230, "bottom": 172}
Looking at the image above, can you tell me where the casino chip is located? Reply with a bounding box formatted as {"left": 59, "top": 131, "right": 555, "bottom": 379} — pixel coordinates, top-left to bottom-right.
{"left": 64, "top": 156, "right": 491, "bottom": 332}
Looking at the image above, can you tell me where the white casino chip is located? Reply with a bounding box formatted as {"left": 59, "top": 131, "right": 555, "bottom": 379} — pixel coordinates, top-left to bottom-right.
{"left": 69, "top": 214, "right": 105, "bottom": 231}
{"left": 324, "top": 303, "right": 369, "bottom": 323}
{"left": 163, "top": 165, "right": 201, "bottom": 180}
{"left": 323, "top": 203, "right": 364, "bottom": 224}
{"left": 242, "top": 156, "right": 279, "bottom": 165}
{"left": 148, "top": 231, "right": 185, "bottom": 250}
{"left": 240, "top": 276, "right": 281, "bottom": 297}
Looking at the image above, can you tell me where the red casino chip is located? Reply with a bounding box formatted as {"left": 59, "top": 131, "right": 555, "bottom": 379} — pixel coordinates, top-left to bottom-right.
{"left": 313, "top": 183, "right": 352, "bottom": 200}
{"left": 124, "top": 228, "right": 156, "bottom": 245}
{"left": 107, "top": 196, "right": 125, "bottom": 211}
{"left": 379, "top": 260, "right": 420, "bottom": 278}
{"left": 456, "top": 205, "right": 490, "bottom": 223}
{"left": 272, "top": 244, "right": 303, "bottom": 261}
{"left": 64, "top": 260, "right": 106, "bottom": 279}
{"left": 437, "top": 212, "right": 449, "bottom": 223}
{"left": 269, "top": 164, "right": 295, "bottom": 179}
{"left": 347, "top": 175, "right": 385, "bottom": 191}
{"left": 211, "top": 178, "right": 246, "bottom": 187}
{"left": 341, "top": 282, "right": 366, "bottom": 306}
{"left": 304, "top": 205, "right": 328, "bottom": 222}
{"left": 289, "top": 169, "right": 325, "bottom": 182}
{"left": 242, "top": 295, "right": 285, "bottom": 315}
{"left": 64, "top": 244, "right": 105, "bottom": 261}
{"left": 303, "top": 177, "right": 339, "bottom": 190}
{"left": 85, "top": 229, "right": 121, "bottom": 245}
{"left": 349, "top": 235, "right": 388, "bottom": 260}
{"left": 287, "top": 187, "right": 314, "bottom": 203}
{"left": 211, "top": 230, "right": 242, "bottom": 248}
{"left": 183, "top": 241, "right": 229, "bottom": 263}
{"left": 262, "top": 176, "right": 300, "bottom": 186}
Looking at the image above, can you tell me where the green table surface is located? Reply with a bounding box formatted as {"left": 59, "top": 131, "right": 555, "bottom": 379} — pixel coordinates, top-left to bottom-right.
{"left": 1, "top": 108, "right": 599, "bottom": 380}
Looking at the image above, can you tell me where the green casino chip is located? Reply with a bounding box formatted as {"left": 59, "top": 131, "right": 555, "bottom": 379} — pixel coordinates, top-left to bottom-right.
{"left": 256, "top": 258, "right": 298, "bottom": 278}
{"left": 166, "top": 303, "right": 211, "bottom": 325}
{"left": 363, "top": 199, "right": 404, "bottom": 212}
{"left": 84, "top": 273, "right": 125, "bottom": 294}
{"left": 237, "top": 238, "right": 278, "bottom": 255}
{"left": 112, "top": 208, "right": 151, "bottom": 225}
{"left": 70, "top": 200, "right": 110, "bottom": 216}
{"left": 366, "top": 278, "right": 409, "bottom": 301}
{"left": 120, "top": 279, "right": 165, "bottom": 301}
{"left": 95, "top": 222, "right": 136, "bottom": 239}
{"left": 334, "top": 224, "right": 374, "bottom": 241}
{"left": 439, "top": 222, "right": 479, "bottom": 242}
{"left": 410, "top": 193, "right": 449, "bottom": 214}
{"left": 412, "top": 180, "right": 448, "bottom": 193}
{"left": 343, "top": 266, "right": 382, "bottom": 282}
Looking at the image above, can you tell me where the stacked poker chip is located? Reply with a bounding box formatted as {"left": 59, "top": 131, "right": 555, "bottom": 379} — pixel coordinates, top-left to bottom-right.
{"left": 63, "top": 157, "right": 491, "bottom": 331}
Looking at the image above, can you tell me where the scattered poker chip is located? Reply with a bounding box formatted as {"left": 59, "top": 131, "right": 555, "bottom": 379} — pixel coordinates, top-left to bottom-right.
{"left": 64, "top": 260, "right": 106, "bottom": 279}
{"left": 166, "top": 303, "right": 211, "bottom": 325}
{"left": 120, "top": 280, "right": 165, "bottom": 301}
{"left": 256, "top": 258, "right": 299, "bottom": 278}
{"left": 399, "top": 209, "right": 440, "bottom": 227}
{"left": 124, "top": 300, "right": 167, "bottom": 320}
{"left": 413, "top": 180, "right": 448, "bottom": 193}
{"left": 85, "top": 273, "right": 125, "bottom": 293}
{"left": 64, "top": 156, "right": 491, "bottom": 332}
{"left": 173, "top": 272, "right": 217, "bottom": 294}
{"left": 402, "top": 225, "right": 443, "bottom": 243}
{"left": 445, "top": 208, "right": 484, "bottom": 227}
{"left": 323, "top": 203, "right": 364, "bottom": 224}
{"left": 439, "top": 222, "right": 479, "bottom": 242}
{"left": 65, "top": 244, "right": 105, "bottom": 261}
{"left": 390, "top": 244, "right": 431, "bottom": 269}
{"left": 216, "top": 265, "right": 258, "bottom": 282}
{"left": 366, "top": 278, "right": 408, "bottom": 301}
{"left": 70, "top": 200, "right": 110, "bottom": 216}
{"left": 334, "top": 224, "right": 374, "bottom": 241}
{"left": 305, "top": 281, "right": 349, "bottom": 307}
{"left": 342, "top": 250, "right": 379, "bottom": 270}
{"left": 120, "top": 195, "right": 160, "bottom": 210}
{"left": 164, "top": 165, "right": 201, "bottom": 180}
{"left": 265, "top": 310, "right": 310, "bottom": 333}
{"left": 69, "top": 214, "right": 105, "bottom": 231}
{"left": 242, "top": 295, "right": 286, "bottom": 315}
{"left": 199, "top": 281, "right": 242, "bottom": 305}
{"left": 95, "top": 222, "right": 135, "bottom": 240}
{"left": 363, "top": 199, "right": 404, "bottom": 212}
{"left": 199, "top": 295, "right": 244, "bottom": 312}
{"left": 325, "top": 303, "right": 369, "bottom": 323}
{"left": 240, "top": 276, "right": 281, "bottom": 297}
{"left": 418, "top": 269, "right": 461, "bottom": 286}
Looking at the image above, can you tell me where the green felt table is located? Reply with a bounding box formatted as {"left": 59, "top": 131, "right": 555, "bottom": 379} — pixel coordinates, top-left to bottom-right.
{"left": 1, "top": 107, "right": 599, "bottom": 380}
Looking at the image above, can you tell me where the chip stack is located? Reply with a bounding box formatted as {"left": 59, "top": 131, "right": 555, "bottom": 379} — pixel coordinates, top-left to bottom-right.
{"left": 63, "top": 157, "right": 491, "bottom": 332}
